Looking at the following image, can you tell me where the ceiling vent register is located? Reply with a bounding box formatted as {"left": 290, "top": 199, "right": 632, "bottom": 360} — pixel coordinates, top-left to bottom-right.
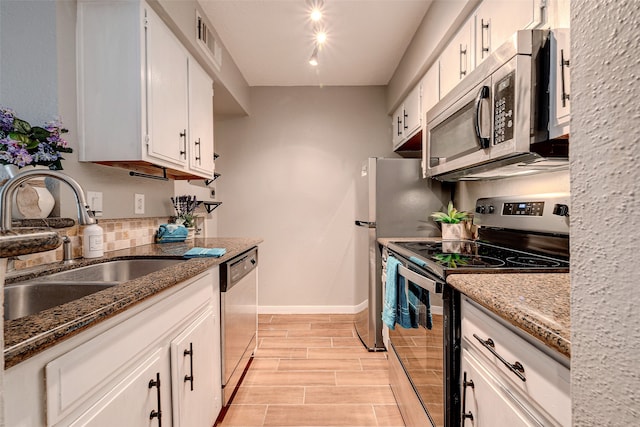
{"left": 196, "top": 11, "right": 222, "bottom": 71}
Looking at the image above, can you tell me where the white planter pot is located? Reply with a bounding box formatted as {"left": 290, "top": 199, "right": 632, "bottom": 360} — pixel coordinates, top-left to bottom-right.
{"left": 440, "top": 222, "right": 476, "bottom": 240}
{"left": 3, "top": 164, "right": 56, "bottom": 219}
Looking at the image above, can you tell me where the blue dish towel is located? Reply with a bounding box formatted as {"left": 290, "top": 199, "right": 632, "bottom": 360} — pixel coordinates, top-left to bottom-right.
{"left": 408, "top": 283, "right": 433, "bottom": 330}
{"left": 382, "top": 256, "right": 400, "bottom": 329}
{"left": 183, "top": 247, "right": 227, "bottom": 258}
{"left": 156, "top": 224, "right": 188, "bottom": 243}
{"left": 382, "top": 255, "right": 413, "bottom": 330}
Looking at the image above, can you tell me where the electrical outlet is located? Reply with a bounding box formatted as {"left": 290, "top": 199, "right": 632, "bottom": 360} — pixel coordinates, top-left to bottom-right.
{"left": 87, "top": 191, "right": 103, "bottom": 217}
{"left": 134, "top": 193, "right": 145, "bottom": 214}
{"left": 210, "top": 189, "right": 216, "bottom": 199}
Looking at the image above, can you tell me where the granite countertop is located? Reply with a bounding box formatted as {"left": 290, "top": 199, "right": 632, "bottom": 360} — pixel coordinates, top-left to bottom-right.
{"left": 377, "top": 238, "right": 570, "bottom": 358}
{"left": 4, "top": 237, "right": 262, "bottom": 369}
{"left": 447, "top": 273, "right": 570, "bottom": 358}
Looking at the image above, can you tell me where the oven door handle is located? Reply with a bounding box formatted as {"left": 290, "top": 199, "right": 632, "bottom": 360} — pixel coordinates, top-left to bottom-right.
{"left": 397, "top": 265, "right": 442, "bottom": 294}
{"left": 473, "top": 85, "right": 490, "bottom": 149}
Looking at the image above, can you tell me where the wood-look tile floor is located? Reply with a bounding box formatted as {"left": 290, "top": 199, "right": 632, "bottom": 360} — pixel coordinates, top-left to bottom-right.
{"left": 215, "top": 314, "right": 405, "bottom": 427}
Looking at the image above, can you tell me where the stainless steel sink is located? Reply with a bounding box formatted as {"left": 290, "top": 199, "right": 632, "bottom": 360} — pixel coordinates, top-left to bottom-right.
{"left": 4, "top": 259, "right": 185, "bottom": 321}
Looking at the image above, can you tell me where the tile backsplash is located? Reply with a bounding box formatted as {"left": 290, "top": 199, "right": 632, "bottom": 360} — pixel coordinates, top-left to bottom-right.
{"left": 11, "top": 217, "right": 170, "bottom": 271}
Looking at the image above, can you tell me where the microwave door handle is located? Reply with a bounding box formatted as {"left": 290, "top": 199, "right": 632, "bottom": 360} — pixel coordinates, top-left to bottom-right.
{"left": 474, "top": 85, "right": 490, "bottom": 149}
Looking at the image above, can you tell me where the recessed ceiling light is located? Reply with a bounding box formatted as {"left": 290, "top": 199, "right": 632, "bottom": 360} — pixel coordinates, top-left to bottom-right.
{"left": 310, "top": 8, "right": 322, "bottom": 21}
{"left": 316, "top": 31, "right": 327, "bottom": 44}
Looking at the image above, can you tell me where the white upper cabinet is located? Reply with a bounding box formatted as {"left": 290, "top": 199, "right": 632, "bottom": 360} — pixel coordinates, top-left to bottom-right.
{"left": 548, "top": 28, "right": 570, "bottom": 138}
{"left": 439, "top": 19, "right": 473, "bottom": 99}
{"left": 421, "top": 65, "right": 440, "bottom": 116}
{"left": 473, "top": 0, "right": 542, "bottom": 67}
{"left": 77, "top": 1, "right": 215, "bottom": 180}
{"left": 188, "top": 59, "right": 215, "bottom": 176}
{"left": 146, "top": 7, "right": 190, "bottom": 168}
{"left": 392, "top": 83, "right": 422, "bottom": 152}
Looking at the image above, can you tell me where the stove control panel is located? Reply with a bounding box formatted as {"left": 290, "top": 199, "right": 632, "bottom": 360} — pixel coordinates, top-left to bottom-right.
{"left": 473, "top": 193, "right": 570, "bottom": 235}
{"left": 502, "top": 201, "right": 544, "bottom": 216}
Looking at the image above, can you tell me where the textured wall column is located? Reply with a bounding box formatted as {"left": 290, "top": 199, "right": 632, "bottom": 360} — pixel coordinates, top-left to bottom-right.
{"left": 571, "top": 1, "right": 640, "bottom": 425}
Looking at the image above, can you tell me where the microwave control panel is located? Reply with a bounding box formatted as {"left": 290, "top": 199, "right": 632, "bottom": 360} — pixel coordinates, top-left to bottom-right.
{"left": 494, "top": 71, "right": 515, "bottom": 144}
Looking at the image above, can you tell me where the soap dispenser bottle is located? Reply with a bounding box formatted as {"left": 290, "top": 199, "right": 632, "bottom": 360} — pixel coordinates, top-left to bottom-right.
{"left": 83, "top": 222, "right": 104, "bottom": 258}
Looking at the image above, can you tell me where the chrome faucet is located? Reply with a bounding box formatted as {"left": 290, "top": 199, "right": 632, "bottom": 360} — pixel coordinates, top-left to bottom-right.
{"left": 0, "top": 169, "right": 96, "bottom": 231}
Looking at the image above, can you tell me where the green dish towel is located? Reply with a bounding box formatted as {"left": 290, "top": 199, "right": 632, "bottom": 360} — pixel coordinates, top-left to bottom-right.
{"left": 183, "top": 247, "right": 226, "bottom": 258}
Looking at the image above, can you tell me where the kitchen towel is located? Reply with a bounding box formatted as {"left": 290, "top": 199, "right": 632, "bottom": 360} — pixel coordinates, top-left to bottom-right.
{"left": 156, "top": 224, "right": 188, "bottom": 243}
{"left": 382, "top": 256, "right": 400, "bottom": 329}
{"left": 408, "top": 283, "right": 433, "bottom": 330}
{"left": 382, "top": 255, "right": 413, "bottom": 330}
{"left": 183, "top": 247, "right": 227, "bottom": 258}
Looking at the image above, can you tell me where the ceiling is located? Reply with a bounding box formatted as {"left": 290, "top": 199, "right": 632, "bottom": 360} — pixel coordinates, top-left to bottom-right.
{"left": 199, "top": 0, "right": 433, "bottom": 87}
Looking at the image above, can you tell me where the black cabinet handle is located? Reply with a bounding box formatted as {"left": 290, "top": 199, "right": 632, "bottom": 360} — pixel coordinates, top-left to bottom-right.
{"left": 403, "top": 110, "right": 408, "bottom": 130}
{"left": 560, "top": 49, "right": 570, "bottom": 107}
{"left": 179, "top": 129, "right": 187, "bottom": 159}
{"left": 149, "top": 372, "right": 162, "bottom": 426}
{"left": 473, "top": 333, "right": 526, "bottom": 382}
{"left": 184, "top": 343, "right": 194, "bottom": 391}
{"left": 459, "top": 44, "right": 467, "bottom": 78}
{"left": 481, "top": 19, "right": 490, "bottom": 57}
{"left": 462, "top": 371, "right": 474, "bottom": 425}
{"left": 397, "top": 116, "right": 402, "bottom": 136}
{"left": 195, "top": 138, "right": 202, "bottom": 164}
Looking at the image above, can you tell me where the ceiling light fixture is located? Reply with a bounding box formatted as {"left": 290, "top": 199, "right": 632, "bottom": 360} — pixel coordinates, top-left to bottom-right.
{"left": 315, "top": 31, "right": 327, "bottom": 44}
{"left": 309, "top": 46, "right": 319, "bottom": 66}
{"left": 309, "top": 0, "right": 324, "bottom": 22}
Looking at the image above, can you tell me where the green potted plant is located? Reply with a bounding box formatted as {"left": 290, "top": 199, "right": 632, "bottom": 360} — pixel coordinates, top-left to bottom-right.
{"left": 430, "top": 201, "right": 476, "bottom": 240}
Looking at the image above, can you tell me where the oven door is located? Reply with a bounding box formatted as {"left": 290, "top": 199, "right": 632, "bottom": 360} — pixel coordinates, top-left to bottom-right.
{"left": 389, "top": 263, "right": 447, "bottom": 427}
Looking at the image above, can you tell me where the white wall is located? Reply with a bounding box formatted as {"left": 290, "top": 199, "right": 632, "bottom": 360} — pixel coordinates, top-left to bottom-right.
{"left": 215, "top": 86, "right": 393, "bottom": 311}
{"left": 571, "top": 3, "right": 640, "bottom": 425}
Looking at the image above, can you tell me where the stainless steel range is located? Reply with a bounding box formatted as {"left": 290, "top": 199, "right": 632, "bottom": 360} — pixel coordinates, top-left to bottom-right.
{"left": 385, "top": 193, "right": 570, "bottom": 427}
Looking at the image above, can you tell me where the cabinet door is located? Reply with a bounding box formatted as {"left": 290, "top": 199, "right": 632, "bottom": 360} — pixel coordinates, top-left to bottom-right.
{"left": 171, "top": 308, "right": 221, "bottom": 427}
{"left": 549, "top": 29, "right": 570, "bottom": 138}
{"left": 188, "top": 58, "right": 215, "bottom": 176}
{"left": 403, "top": 83, "right": 422, "bottom": 137}
{"left": 439, "top": 20, "right": 473, "bottom": 98}
{"left": 146, "top": 6, "right": 189, "bottom": 167}
{"left": 422, "top": 65, "right": 439, "bottom": 116}
{"left": 461, "top": 349, "right": 543, "bottom": 427}
{"left": 475, "top": 0, "right": 540, "bottom": 66}
{"left": 391, "top": 105, "right": 404, "bottom": 149}
{"left": 68, "top": 348, "right": 171, "bottom": 427}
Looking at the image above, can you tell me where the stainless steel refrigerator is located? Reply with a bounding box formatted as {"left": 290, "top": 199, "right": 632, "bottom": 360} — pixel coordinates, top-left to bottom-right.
{"left": 354, "top": 157, "right": 446, "bottom": 350}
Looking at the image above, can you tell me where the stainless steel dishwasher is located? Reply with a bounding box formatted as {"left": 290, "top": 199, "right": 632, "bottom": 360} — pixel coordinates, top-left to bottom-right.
{"left": 220, "top": 247, "right": 258, "bottom": 405}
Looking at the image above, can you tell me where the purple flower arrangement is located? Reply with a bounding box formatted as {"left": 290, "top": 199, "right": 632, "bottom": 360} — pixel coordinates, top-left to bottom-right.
{"left": 0, "top": 107, "right": 73, "bottom": 170}
{"left": 170, "top": 195, "right": 201, "bottom": 228}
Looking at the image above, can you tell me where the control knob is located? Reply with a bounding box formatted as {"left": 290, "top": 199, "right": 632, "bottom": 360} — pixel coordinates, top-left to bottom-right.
{"left": 553, "top": 204, "right": 569, "bottom": 217}
{"left": 475, "top": 205, "right": 486, "bottom": 214}
{"left": 488, "top": 205, "right": 495, "bottom": 214}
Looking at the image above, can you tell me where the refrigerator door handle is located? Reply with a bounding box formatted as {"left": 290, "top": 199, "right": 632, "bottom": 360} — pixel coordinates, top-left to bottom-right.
{"left": 355, "top": 220, "right": 376, "bottom": 228}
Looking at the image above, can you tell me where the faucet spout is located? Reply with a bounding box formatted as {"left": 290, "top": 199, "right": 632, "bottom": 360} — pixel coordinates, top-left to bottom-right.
{"left": 0, "top": 169, "right": 96, "bottom": 231}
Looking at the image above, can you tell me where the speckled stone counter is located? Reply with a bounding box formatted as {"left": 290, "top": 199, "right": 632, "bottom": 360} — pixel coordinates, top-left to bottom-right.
{"left": 446, "top": 274, "right": 570, "bottom": 358}
{"left": 11, "top": 217, "right": 75, "bottom": 229}
{"left": 0, "top": 228, "right": 62, "bottom": 257}
{"left": 4, "top": 237, "right": 262, "bottom": 368}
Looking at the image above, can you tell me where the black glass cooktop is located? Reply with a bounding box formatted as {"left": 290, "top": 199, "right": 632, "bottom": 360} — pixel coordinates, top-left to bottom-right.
{"left": 389, "top": 240, "right": 569, "bottom": 278}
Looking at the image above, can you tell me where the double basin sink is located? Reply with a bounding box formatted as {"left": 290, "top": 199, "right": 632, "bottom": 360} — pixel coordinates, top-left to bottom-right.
{"left": 4, "top": 259, "right": 186, "bottom": 321}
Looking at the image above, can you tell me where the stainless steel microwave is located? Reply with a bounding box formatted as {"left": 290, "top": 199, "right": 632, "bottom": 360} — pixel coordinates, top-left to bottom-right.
{"left": 423, "top": 29, "right": 569, "bottom": 181}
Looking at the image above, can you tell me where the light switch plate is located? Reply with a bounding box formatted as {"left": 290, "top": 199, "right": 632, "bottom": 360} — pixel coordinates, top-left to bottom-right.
{"left": 134, "top": 193, "right": 145, "bottom": 214}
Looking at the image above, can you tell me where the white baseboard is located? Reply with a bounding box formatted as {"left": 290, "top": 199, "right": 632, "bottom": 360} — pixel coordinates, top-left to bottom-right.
{"left": 259, "top": 300, "right": 368, "bottom": 315}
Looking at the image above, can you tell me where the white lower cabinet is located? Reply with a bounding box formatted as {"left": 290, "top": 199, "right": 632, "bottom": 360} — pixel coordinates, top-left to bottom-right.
{"left": 460, "top": 297, "right": 570, "bottom": 427}
{"left": 170, "top": 309, "right": 221, "bottom": 427}
{"left": 67, "top": 347, "right": 171, "bottom": 427}
{"left": 5, "top": 267, "right": 221, "bottom": 427}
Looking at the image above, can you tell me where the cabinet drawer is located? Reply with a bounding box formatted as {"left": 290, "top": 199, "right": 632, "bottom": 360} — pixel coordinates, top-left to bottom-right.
{"left": 461, "top": 298, "right": 570, "bottom": 426}
{"left": 46, "top": 271, "right": 214, "bottom": 426}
